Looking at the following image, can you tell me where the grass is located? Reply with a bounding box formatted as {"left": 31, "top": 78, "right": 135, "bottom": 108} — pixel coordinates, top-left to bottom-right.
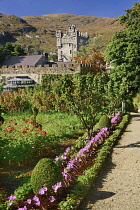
{"left": 0, "top": 112, "right": 83, "bottom": 206}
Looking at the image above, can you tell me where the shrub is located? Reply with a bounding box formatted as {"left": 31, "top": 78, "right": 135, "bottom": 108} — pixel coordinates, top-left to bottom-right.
{"left": 98, "top": 115, "right": 111, "bottom": 130}
{"left": 14, "top": 181, "right": 33, "bottom": 201}
{"left": 31, "top": 158, "right": 63, "bottom": 194}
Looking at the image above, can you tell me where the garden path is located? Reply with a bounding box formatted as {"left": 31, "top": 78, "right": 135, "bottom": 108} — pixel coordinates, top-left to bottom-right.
{"left": 79, "top": 112, "right": 140, "bottom": 210}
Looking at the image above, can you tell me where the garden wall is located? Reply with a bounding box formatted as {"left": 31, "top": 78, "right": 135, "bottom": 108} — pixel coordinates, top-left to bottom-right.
{"left": 0, "top": 63, "right": 93, "bottom": 84}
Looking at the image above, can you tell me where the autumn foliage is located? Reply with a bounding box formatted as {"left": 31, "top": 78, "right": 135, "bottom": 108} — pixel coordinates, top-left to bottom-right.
{"left": 73, "top": 48, "right": 106, "bottom": 72}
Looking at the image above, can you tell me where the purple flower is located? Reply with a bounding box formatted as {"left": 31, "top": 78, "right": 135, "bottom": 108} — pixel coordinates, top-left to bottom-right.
{"left": 35, "top": 200, "right": 40, "bottom": 206}
{"left": 8, "top": 195, "right": 16, "bottom": 200}
{"left": 54, "top": 156, "right": 59, "bottom": 161}
{"left": 7, "top": 201, "right": 13, "bottom": 206}
{"left": 43, "top": 186, "right": 47, "bottom": 193}
{"left": 52, "top": 182, "right": 62, "bottom": 193}
{"left": 26, "top": 198, "right": 31, "bottom": 204}
{"left": 62, "top": 169, "right": 71, "bottom": 182}
{"left": 61, "top": 155, "right": 67, "bottom": 160}
{"left": 49, "top": 196, "right": 56, "bottom": 203}
{"left": 32, "top": 195, "right": 40, "bottom": 202}
{"left": 18, "top": 206, "right": 27, "bottom": 210}
{"left": 38, "top": 186, "right": 47, "bottom": 195}
{"left": 65, "top": 147, "right": 71, "bottom": 153}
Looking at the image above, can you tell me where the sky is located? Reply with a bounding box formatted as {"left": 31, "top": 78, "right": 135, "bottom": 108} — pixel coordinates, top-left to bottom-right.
{"left": 0, "top": 0, "right": 137, "bottom": 18}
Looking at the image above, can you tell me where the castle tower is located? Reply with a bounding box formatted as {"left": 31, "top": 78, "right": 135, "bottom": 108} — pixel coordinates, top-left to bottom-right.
{"left": 56, "top": 25, "right": 89, "bottom": 62}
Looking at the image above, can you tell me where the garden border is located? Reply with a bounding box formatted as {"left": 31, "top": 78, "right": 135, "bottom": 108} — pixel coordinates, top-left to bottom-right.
{"left": 58, "top": 113, "right": 131, "bottom": 210}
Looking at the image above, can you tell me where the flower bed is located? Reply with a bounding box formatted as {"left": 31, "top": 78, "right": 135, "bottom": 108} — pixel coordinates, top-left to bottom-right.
{"left": 4, "top": 113, "right": 130, "bottom": 210}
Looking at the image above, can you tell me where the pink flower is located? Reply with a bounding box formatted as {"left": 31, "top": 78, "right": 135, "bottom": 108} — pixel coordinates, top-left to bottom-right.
{"left": 9, "top": 120, "right": 13, "bottom": 123}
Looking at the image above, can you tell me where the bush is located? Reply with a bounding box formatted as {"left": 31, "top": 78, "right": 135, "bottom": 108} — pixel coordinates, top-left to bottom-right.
{"left": 14, "top": 181, "right": 33, "bottom": 201}
{"left": 31, "top": 158, "right": 63, "bottom": 194}
{"left": 98, "top": 115, "right": 111, "bottom": 130}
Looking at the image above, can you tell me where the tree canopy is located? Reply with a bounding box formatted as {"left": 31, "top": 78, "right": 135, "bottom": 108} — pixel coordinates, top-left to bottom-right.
{"left": 0, "top": 42, "right": 26, "bottom": 62}
{"left": 104, "top": 2, "right": 140, "bottom": 93}
{"left": 73, "top": 48, "right": 106, "bottom": 72}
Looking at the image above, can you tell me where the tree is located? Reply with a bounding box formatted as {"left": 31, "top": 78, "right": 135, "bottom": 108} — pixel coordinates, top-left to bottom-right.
{"left": 0, "top": 42, "right": 26, "bottom": 61}
{"left": 73, "top": 48, "right": 106, "bottom": 72}
{"left": 104, "top": 2, "right": 140, "bottom": 95}
{"left": 61, "top": 72, "right": 109, "bottom": 138}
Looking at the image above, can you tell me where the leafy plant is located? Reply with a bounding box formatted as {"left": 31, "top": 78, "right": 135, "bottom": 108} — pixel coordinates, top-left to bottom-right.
{"left": 31, "top": 158, "right": 63, "bottom": 194}
{"left": 98, "top": 114, "right": 111, "bottom": 130}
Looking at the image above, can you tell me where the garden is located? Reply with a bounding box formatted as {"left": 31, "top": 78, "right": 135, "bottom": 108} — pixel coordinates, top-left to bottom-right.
{"left": 0, "top": 71, "right": 139, "bottom": 210}
{"left": 0, "top": 3, "right": 140, "bottom": 209}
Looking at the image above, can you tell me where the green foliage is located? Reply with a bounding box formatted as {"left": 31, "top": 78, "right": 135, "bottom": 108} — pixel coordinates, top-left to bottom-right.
{"left": 58, "top": 194, "right": 79, "bottom": 210}
{"left": 98, "top": 115, "right": 111, "bottom": 130}
{"left": 14, "top": 181, "right": 33, "bottom": 201}
{"left": 133, "top": 93, "right": 140, "bottom": 110}
{"left": 0, "top": 111, "right": 82, "bottom": 166}
{"left": 41, "top": 72, "right": 109, "bottom": 138}
{"left": 0, "top": 42, "right": 26, "bottom": 61}
{"left": 104, "top": 3, "right": 140, "bottom": 94}
{"left": 31, "top": 158, "right": 63, "bottom": 194}
{"left": 118, "top": 2, "right": 140, "bottom": 30}
{"left": 0, "top": 47, "right": 5, "bottom": 62}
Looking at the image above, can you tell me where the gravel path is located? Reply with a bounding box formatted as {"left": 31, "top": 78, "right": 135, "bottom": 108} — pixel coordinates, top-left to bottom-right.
{"left": 79, "top": 112, "right": 140, "bottom": 210}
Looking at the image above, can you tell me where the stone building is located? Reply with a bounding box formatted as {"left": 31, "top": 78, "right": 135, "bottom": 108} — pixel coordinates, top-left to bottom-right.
{"left": 56, "top": 25, "right": 89, "bottom": 62}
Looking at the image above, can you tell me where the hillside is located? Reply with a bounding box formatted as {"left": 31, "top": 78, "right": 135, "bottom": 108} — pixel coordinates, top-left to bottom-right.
{"left": 0, "top": 13, "right": 124, "bottom": 54}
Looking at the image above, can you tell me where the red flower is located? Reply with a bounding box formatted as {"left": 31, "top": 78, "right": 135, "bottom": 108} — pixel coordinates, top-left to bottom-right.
{"left": 9, "top": 120, "right": 13, "bottom": 123}
{"left": 6, "top": 126, "right": 14, "bottom": 132}
{"left": 24, "top": 120, "right": 28, "bottom": 123}
{"left": 28, "top": 115, "right": 30, "bottom": 118}
{"left": 29, "top": 121, "right": 35, "bottom": 125}
{"left": 22, "top": 130, "right": 27, "bottom": 134}
{"left": 36, "top": 129, "right": 41, "bottom": 133}
{"left": 42, "top": 131, "right": 47, "bottom": 135}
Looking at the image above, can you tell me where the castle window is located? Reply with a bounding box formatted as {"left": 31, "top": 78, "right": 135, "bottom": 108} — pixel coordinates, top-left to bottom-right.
{"left": 70, "top": 50, "right": 72, "bottom": 54}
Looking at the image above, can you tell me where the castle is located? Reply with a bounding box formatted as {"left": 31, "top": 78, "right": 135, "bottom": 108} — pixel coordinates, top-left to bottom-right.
{"left": 0, "top": 25, "right": 91, "bottom": 87}
{"left": 56, "top": 25, "right": 89, "bottom": 62}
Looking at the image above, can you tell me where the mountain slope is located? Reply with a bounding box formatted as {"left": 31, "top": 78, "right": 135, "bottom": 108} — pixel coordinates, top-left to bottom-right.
{"left": 0, "top": 13, "right": 124, "bottom": 54}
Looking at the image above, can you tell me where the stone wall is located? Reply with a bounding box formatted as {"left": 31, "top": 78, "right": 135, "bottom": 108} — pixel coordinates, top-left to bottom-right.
{"left": 0, "top": 63, "right": 93, "bottom": 84}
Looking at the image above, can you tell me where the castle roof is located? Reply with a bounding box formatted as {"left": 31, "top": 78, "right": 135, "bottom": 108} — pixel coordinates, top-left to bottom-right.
{"left": 0, "top": 55, "right": 43, "bottom": 66}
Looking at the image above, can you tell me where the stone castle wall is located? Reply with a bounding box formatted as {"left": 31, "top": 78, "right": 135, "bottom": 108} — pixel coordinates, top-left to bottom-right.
{"left": 0, "top": 63, "right": 93, "bottom": 84}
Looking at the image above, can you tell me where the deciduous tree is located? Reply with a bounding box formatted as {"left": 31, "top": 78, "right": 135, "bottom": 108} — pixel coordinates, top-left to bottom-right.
{"left": 105, "top": 2, "right": 140, "bottom": 94}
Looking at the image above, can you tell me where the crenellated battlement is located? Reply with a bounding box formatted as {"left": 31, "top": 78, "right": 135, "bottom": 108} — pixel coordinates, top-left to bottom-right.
{"left": 0, "top": 63, "right": 93, "bottom": 84}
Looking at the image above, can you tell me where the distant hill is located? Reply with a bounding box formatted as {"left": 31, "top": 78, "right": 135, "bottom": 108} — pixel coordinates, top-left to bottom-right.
{"left": 0, "top": 13, "right": 124, "bottom": 54}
